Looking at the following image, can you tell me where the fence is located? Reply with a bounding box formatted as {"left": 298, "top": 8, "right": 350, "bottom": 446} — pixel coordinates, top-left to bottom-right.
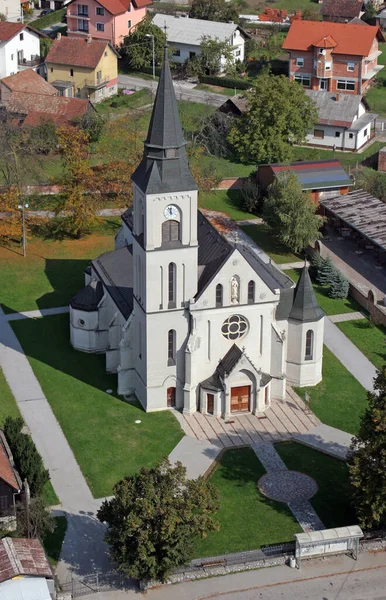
{"left": 60, "top": 571, "right": 132, "bottom": 598}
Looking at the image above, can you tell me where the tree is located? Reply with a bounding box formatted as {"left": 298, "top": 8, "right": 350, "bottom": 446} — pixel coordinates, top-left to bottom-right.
{"left": 78, "top": 110, "right": 105, "bottom": 143}
{"left": 17, "top": 497, "right": 55, "bottom": 541}
{"left": 316, "top": 256, "right": 336, "bottom": 286}
{"left": 97, "top": 459, "right": 220, "bottom": 584}
{"left": 228, "top": 72, "right": 318, "bottom": 164}
{"left": 309, "top": 251, "right": 322, "bottom": 279}
{"left": 189, "top": 0, "right": 241, "bottom": 23}
{"left": 0, "top": 187, "right": 23, "bottom": 246}
{"left": 28, "top": 119, "right": 57, "bottom": 155}
{"left": 348, "top": 367, "right": 386, "bottom": 528}
{"left": 187, "top": 36, "right": 234, "bottom": 76}
{"left": 121, "top": 15, "right": 166, "bottom": 71}
{"left": 0, "top": 13, "right": 6, "bottom": 21}
{"left": 329, "top": 270, "right": 349, "bottom": 298}
{"left": 363, "top": 0, "right": 377, "bottom": 22}
{"left": 354, "top": 168, "right": 386, "bottom": 204}
{"left": 56, "top": 127, "right": 100, "bottom": 238}
{"left": 263, "top": 171, "right": 324, "bottom": 253}
{"left": 302, "top": 6, "right": 322, "bottom": 20}
{"left": 188, "top": 145, "right": 222, "bottom": 191}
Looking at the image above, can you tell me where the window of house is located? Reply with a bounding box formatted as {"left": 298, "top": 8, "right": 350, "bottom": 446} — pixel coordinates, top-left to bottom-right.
{"left": 0, "top": 496, "right": 8, "bottom": 510}
{"left": 296, "top": 57, "right": 304, "bottom": 67}
{"left": 162, "top": 220, "right": 180, "bottom": 242}
{"left": 19, "top": 33, "right": 23, "bottom": 41}
{"left": 248, "top": 280, "right": 255, "bottom": 304}
{"left": 104, "top": 51, "right": 108, "bottom": 56}
{"left": 78, "top": 4, "right": 88, "bottom": 15}
{"left": 168, "top": 329, "right": 176, "bottom": 365}
{"left": 189, "top": 51, "right": 196, "bottom": 59}
{"left": 70, "top": 68, "right": 74, "bottom": 77}
{"left": 128, "top": 19, "right": 132, "bottom": 27}
{"left": 325, "top": 61, "right": 331, "bottom": 70}
{"left": 364, "top": 128, "right": 368, "bottom": 136}
{"left": 168, "top": 262, "right": 176, "bottom": 306}
{"left": 319, "top": 48, "right": 324, "bottom": 54}
{"left": 97, "top": 22, "right": 105, "bottom": 31}
{"left": 78, "top": 19, "right": 88, "bottom": 31}
{"left": 335, "top": 131, "right": 341, "bottom": 138}
{"left": 347, "top": 62, "right": 355, "bottom": 72}
{"left": 11, "top": 54, "right": 14, "bottom": 60}
{"left": 337, "top": 79, "right": 356, "bottom": 91}
{"left": 313, "top": 129, "right": 324, "bottom": 139}
{"left": 305, "top": 329, "right": 314, "bottom": 360}
{"left": 349, "top": 133, "right": 354, "bottom": 139}
{"left": 96, "top": 6, "right": 104, "bottom": 14}
{"left": 294, "top": 74, "right": 310, "bottom": 87}
{"left": 173, "top": 49, "right": 181, "bottom": 57}
{"left": 236, "top": 49, "right": 241, "bottom": 57}
{"left": 216, "top": 283, "right": 223, "bottom": 307}
{"left": 50, "top": 67, "right": 53, "bottom": 72}
{"left": 97, "top": 70, "right": 102, "bottom": 80}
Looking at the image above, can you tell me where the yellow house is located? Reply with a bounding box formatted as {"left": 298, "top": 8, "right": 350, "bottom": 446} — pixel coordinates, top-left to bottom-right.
{"left": 45, "top": 33, "right": 119, "bottom": 103}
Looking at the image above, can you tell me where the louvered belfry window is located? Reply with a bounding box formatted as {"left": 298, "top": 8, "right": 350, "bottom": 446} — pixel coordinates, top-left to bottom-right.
{"left": 162, "top": 220, "right": 180, "bottom": 242}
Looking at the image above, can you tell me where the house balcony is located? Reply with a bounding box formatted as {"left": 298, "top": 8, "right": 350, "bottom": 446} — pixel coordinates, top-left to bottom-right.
{"left": 67, "top": 26, "right": 89, "bottom": 34}
{"left": 67, "top": 11, "right": 90, "bottom": 18}
{"left": 362, "top": 65, "right": 384, "bottom": 80}
{"left": 313, "top": 66, "right": 332, "bottom": 79}
{"left": 18, "top": 55, "right": 42, "bottom": 69}
{"left": 84, "top": 76, "right": 110, "bottom": 89}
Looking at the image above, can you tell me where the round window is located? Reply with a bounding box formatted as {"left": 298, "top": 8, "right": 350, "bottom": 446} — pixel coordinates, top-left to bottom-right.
{"left": 78, "top": 319, "right": 85, "bottom": 327}
{"left": 221, "top": 315, "right": 249, "bottom": 340}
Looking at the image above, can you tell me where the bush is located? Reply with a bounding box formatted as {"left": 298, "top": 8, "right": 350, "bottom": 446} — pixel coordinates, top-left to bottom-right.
{"left": 310, "top": 252, "right": 322, "bottom": 280}
{"left": 240, "top": 176, "right": 260, "bottom": 214}
{"left": 30, "top": 8, "right": 66, "bottom": 30}
{"left": 316, "top": 256, "right": 336, "bottom": 286}
{"left": 4, "top": 417, "right": 50, "bottom": 497}
{"left": 199, "top": 74, "right": 250, "bottom": 90}
{"left": 329, "top": 271, "right": 349, "bottom": 299}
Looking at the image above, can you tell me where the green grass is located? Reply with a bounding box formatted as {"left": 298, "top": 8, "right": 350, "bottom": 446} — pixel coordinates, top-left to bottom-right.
{"left": 195, "top": 83, "right": 246, "bottom": 96}
{"left": 199, "top": 190, "right": 254, "bottom": 220}
{"left": 365, "top": 43, "right": 386, "bottom": 117}
{"left": 285, "top": 268, "right": 361, "bottom": 316}
{"left": 292, "top": 140, "right": 385, "bottom": 168}
{"left": 11, "top": 314, "right": 183, "bottom": 498}
{"left": 42, "top": 481, "right": 60, "bottom": 506}
{"left": 296, "top": 346, "right": 368, "bottom": 435}
{"left": 337, "top": 319, "right": 386, "bottom": 371}
{"left": 241, "top": 223, "right": 301, "bottom": 264}
{"left": 275, "top": 443, "right": 356, "bottom": 528}
{"left": 200, "top": 154, "right": 255, "bottom": 178}
{"left": 43, "top": 516, "right": 67, "bottom": 567}
{"left": 194, "top": 448, "right": 301, "bottom": 557}
{"left": 0, "top": 368, "right": 21, "bottom": 427}
{"left": 96, "top": 89, "right": 153, "bottom": 114}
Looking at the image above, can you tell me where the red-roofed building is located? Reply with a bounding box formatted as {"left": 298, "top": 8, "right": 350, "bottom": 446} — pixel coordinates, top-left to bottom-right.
{"left": 0, "top": 22, "right": 46, "bottom": 79}
{"left": 66, "top": 0, "right": 152, "bottom": 46}
{"left": 0, "top": 431, "right": 22, "bottom": 532}
{"left": 282, "top": 20, "right": 384, "bottom": 94}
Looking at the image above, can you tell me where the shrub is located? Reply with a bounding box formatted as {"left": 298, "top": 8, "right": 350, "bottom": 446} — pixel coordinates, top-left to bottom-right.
{"left": 329, "top": 270, "right": 349, "bottom": 299}
{"left": 309, "top": 252, "right": 322, "bottom": 279}
{"left": 240, "top": 176, "right": 260, "bottom": 214}
{"left": 316, "top": 256, "right": 336, "bottom": 286}
{"left": 30, "top": 8, "right": 66, "bottom": 30}
{"left": 199, "top": 74, "right": 250, "bottom": 90}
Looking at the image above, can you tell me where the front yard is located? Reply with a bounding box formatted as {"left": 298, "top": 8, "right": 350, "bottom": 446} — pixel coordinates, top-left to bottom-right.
{"left": 11, "top": 314, "right": 183, "bottom": 499}
{"left": 337, "top": 319, "right": 386, "bottom": 371}
{"left": 242, "top": 224, "right": 301, "bottom": 264}
{"left": 295, "top": 346, "right": 368, "bottom": 435}
{"left": 199, "top": 190, "right": 254, "bottom": 221}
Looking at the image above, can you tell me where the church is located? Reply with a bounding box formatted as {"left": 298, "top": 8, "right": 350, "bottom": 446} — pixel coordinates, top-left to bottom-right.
{"left": 69, "top": 45, "right": 325, "bottom": 419}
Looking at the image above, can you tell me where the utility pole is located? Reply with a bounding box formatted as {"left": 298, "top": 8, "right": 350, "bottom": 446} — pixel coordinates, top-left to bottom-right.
{"left": 18, "top": 200, "right": 29, "bottom": 258}
{"left": 145, "top": 34, "right": 155, "bottom": 79}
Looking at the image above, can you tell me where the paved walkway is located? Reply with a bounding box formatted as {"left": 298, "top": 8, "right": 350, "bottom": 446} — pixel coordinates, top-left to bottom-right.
{"left": 279, "top": 261, "right": 309, "bottom": 270}
{"left": 294, "top": 423, "right": 353, "bottom": 460}
{"left": 328, "top": 311, "right": 366, "bottom": 323}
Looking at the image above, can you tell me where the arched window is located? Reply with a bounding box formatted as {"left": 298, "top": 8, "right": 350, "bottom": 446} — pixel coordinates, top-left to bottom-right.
{"left": 305, "top": 330, "right": 314, "bottom": 361}
{"left": 216, "top": 283, "right": 223, "bottom": 307}
{"left": 248, "top": 280, "right": 255, "bottom": 304}
{"left": 168, "top": 262, "right": 176, "bottom": 307}
{"left": 168, "top": 329, "right": 176, "bottom": 365}
{"left": 162, "top": 220, "right": 180, "bottom": 243}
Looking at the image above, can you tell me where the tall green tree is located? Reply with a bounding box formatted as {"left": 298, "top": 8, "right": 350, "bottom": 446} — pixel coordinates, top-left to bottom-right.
{"left": 263, "top": 171, "right": 324, "bottom": 253}
{"left": 348, "top": 366, "right": 386, "bottom": 528}
{"left": 187, "top": 36, "right": 234, "bottom": 76}
{"left": 122, "top": 15, "right": 166, "bottom": 70}
{"left": 97, "top": 459, "right": 220, "bottom": 584}
{"left": 355, "top": 168, "right": 386, "bottom": 204}
{"left": 228, "top": 72, "right": 318, "bottom": 164}
{"left": 189, "top": 0, "right": 243, "bottom": 23}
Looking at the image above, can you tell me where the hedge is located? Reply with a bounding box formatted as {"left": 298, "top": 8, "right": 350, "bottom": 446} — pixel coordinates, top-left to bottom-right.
{"left": 134, "top": 65, "right": 162, "bottom": 77}
{"left": 199, "top": 74, "right": 251, "bottom": 90}
{"left": 30, "top": 7, "right": 66, "bottom": 30}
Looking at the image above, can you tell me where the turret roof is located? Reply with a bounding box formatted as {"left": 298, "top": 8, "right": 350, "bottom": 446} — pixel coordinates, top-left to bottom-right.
{"left": 289, "top": 266, "right": 324, "bottom": 322}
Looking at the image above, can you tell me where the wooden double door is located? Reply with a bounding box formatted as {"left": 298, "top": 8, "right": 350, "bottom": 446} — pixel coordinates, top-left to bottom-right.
{"left": 231, "top": 385, "right": 250, "bottom": 413}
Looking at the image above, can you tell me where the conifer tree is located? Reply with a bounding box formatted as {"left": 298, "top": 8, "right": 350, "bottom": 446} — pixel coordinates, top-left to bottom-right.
{"left": 329, "top": 270, "right": 349, "bottom": 299}
{"left": 316, "top": 256, "right": 336, "bottom": 286}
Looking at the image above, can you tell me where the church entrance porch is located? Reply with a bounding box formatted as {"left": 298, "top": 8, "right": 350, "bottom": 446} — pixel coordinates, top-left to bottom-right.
{"left": 230, "top": 385, "right": 250, "bottom": 413}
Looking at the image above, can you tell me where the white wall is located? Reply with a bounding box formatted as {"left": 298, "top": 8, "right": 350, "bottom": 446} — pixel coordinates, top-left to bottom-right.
{"left": 170, "top": 32, "right": 245, "bottom": 72}
{"left": 0, "top": 0, "right": 21, "bottom": 22}
{"left": 0, "top": 29, "right": 41, "bottom": 78}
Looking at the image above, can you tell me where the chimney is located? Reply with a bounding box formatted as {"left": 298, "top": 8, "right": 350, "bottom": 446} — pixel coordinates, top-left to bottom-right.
{"left": 335, "top": 93, "right": 340, "bottom": 101}
{"left": 87, "top": 34, "right": 92, "bottom": 44}
{"left": 56, "top": 32, "right": 61, "bottom": 41}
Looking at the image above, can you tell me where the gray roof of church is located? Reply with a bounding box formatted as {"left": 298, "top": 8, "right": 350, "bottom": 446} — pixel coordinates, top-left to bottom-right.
{"left": 131, "top": 44, "right": 197, "bottom": 195}
{"left": 91, "top": 245, "right": 133, "bottom": 319}
{"left": 70, "top": 279, "right": 104, "bottom": 312}
{"left": 288, "top": 266, "right": 324, "bottom": 322}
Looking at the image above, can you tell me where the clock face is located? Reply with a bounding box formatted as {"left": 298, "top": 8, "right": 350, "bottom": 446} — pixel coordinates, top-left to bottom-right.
{"left": 164, "top": 205, "right": 179, "bottom": 220}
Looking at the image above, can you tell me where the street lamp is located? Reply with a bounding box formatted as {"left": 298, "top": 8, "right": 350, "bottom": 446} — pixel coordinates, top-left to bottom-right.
{"left": 145, "top": 33, "right": 155, "bottom": 80}
{"left": 18, "top": 201, "right": 29, "bottom": 258}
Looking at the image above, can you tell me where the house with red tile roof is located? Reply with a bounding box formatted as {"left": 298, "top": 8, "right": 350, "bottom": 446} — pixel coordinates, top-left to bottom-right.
{"left": 282, "top": 20, "right": 384, "bottom": 95}
{"left": 45, "top": 33, "right": 119, "bottom": 102}
{"left": 0, "top": 430, "right": 22, "bottom": 532}
{"left": 321, "top": 0, "right": 363, "bottom": 23}
{"left": 0, "top": 22, "right": 46, "bottom": 79}
{"left": 66, "top": 0, "right": 152, "bottom": 46}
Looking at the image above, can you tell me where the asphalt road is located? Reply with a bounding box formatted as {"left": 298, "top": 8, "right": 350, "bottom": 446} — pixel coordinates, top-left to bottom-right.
{"left": 118, "top": 74, "right": 226, "bottom": 106}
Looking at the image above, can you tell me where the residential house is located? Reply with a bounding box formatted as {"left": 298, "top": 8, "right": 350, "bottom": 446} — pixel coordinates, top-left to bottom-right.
{"left": 257, "top": 159, "right": 353, "bottom": 202}
{"left": 305, "top": 90, "right": 377, "bottom": 150}
{"left": 0, "top": 0, "right": 22, "bottom": 21}
{"left": 0, "top": 22, "right": 45, "bottom": 79}
{"left": 282, "top": 20, "right": 384, "bottom": 94}
{"left": 152, "top": 14, "right": 250, "bottom": 71}
{"left": 321, "top": 0, "right": 363, "bottom": 23}
{"left": 0, "top": 68, "right": 92, "bottom": 126}
{"left": 45, "top": 33, "right": 119, "bottom": 102}
{"left": 0, "top": 430, "right": 21, "bottom": 532}
{"left": 66, "top": 0, "right": 152, "bottom": 46}
{"left": 0, "top": 537, "right": 55, "bottom": 599}
{"left": 218, "top": 94, "right": 247, "bottom": 116}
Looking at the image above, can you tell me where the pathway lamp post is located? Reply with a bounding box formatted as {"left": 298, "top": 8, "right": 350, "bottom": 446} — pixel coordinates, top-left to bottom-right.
{"left": 18, "top": 201, "right": 29, "bottom": 258}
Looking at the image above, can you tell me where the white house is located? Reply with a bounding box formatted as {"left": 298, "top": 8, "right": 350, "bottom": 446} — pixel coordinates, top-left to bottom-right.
{"left": 0, "top": 23, "right": 44, "bottom": 79}
{"left": 305, "top": 90, "right": 377, "bottom": 151}
{"left": 69, "top": 46, "right": 325, "bottom": 418}
{"left": 0, "top": 0, "right": 22, "bottom": 22}
{"left": 152, "top": 14, "right": 249, "bottom": 71}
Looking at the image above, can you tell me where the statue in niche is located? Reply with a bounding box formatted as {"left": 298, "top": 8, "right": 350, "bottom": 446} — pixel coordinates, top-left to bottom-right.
{"left": 231, "top": 276, "right": 240, "bottom": 304}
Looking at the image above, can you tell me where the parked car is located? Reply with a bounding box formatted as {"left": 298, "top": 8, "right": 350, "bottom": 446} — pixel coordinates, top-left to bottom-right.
{"left": 40, "top": 8, "right": 53, "bottom": 16}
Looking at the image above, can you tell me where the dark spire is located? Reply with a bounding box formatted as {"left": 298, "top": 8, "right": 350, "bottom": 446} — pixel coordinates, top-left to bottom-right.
{"left": 131, "top": 44, "right": 197, "bottom": 194}
{"left": 289, "top": 266, "right": 324, "bottom": 322}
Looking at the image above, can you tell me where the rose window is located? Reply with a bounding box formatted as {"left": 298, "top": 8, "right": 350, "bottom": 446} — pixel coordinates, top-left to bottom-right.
{"left": 221, "top": 315, "right": 249, "bottom": 340}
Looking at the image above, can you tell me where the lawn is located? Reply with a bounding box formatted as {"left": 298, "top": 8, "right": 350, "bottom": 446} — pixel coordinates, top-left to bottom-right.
{"left": 96, "top": 89, "right": 153, "bottom": 115}
{"left": 275, "top": 443, "right": 356, "bottom": 528}
{"left": 194, "top": 448, "right": 301, "bottom": 557}
{"left": 0, "top": 220, "right": 119, "bottom": 313}
{"left": 43, "top": 516, "right": 67, "bottom": 567}
{"left": 337, "top": 319, "right": 386, "bottom": 371}
{"left": 242, "top": 223, "right": 301, "bottom": 264}
{"left": 199, "top": 190, "right": 254, "bottom": 220}
{"left": 365, "top": 43, "right": 386, "bottom": 117}
{"left": 246, "top": 0, "right": 317, "bottom": 12}
{"left": 195, "top": 83, "right": 246, "bottom": 96}
{"left": 295, "top": 346, "right": 368, "bottom": 435}
{"left": 292, "top": 140, "right": 386, "bottom": 168}
{"left": 0, "top": 368, "right": 21, "bottom": 427}
{"left": 285, "top": 268, "right": 362, "bottom": 316}
{"left": 11, "top": 314, "right": 183, "bottom": 498}
{"left": 200, "top": 154, "right": 255, "bottom": 178}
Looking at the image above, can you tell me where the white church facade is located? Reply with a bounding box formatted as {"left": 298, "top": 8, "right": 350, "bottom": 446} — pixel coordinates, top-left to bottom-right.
{"left": 69, "top": 45, "right": 325, "bottom": 419}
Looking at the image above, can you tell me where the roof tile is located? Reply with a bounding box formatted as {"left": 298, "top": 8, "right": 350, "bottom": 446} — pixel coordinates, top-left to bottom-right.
{"left": 5, "top": 92, "right": 90, "bottom": 127}
{"left": 46, "top": 36, "right": 111, "bottom": 68}
{"left": 321, "top": 0, "right": 363, "bottom": 19}
{"left": 0, "top": 434, "right": 20, "bottom": 491}
{"left": 1, "top": 69, "right": 57, "bottom": 95}
{"left": 0, "top": 538, "right": 52, "bottom": 584}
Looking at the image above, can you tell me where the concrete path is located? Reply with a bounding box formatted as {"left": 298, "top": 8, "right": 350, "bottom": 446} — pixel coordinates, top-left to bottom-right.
{"left": 3, "top": 306, "right": 69, "bottom": 321}
{"left": 328, "top": 311, "right": 366, "bottom": 323}
{"left": 168, "top": 436, "right": 222, "bottom": 480}
{"left": 279, "top": 261, "right": 309, "bottom": 270}
{"left": 324, "top": 318, "right": 377, "bottom": 391}
{"left": 294, "top": 424, "right": 353, "bottom": 460}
